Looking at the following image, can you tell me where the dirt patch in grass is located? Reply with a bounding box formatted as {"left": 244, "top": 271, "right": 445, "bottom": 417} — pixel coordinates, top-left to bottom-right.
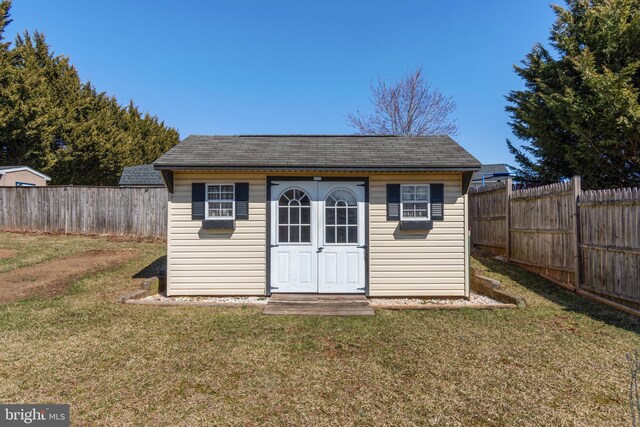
{"left": 0, "top": 249, "right": 138, "bottom": 303}
{"left": 0, "top": 249, "right": 17, "bottom": 259}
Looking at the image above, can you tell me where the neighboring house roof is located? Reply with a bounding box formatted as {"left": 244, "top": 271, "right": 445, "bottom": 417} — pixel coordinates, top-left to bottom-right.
{"left": 154, "top": 135, "right": 481, "bottom": 172}
{"left": 471, "top": 164, "right": 512, "bottom": 186}
{"left": 0, "top": 166, "right": 51, "bottom": 181}
{"left": 119, "top": 164, "right": 165, "bottom": 186}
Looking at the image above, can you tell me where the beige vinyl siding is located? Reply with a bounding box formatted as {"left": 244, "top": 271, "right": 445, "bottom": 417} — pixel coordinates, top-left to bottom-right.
{"left": 166, "top": 170, "right": 468, "bottom": 297}
{"left": 369, "top": 173, "right": 467, "bottom": 297}
{"left": 167, "top": 172, "right": 267, "bottom": 295}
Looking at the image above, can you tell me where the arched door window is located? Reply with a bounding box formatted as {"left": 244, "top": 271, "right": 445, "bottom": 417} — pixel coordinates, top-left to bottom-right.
{"left": 278, "top": 189, "right": 311, "bottom": 243}
{"left": 325, "top": 189, "right": 358, "bottom": 244}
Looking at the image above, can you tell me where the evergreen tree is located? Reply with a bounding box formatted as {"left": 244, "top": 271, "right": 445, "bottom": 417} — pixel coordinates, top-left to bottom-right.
{"left": 0, "top": 0, "right": 179, "bottom": 185}
{"left": 507, "top": 0, "right": 640, "bottom": 189}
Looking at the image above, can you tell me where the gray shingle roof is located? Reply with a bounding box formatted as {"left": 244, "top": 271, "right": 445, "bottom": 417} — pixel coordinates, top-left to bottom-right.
{"left": 119, "top": 164, "right": 165, "bottom": 186}
{"left": 154, "top": 135, "right": 481, "bottom": 171}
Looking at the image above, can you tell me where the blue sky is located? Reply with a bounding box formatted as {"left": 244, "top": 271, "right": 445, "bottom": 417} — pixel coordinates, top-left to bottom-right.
{"left": 7, "top": 1, "right": 556, "bottom": 164}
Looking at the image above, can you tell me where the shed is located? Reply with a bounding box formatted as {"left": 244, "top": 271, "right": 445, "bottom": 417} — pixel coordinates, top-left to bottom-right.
{"left": 154, "top": 135, "right": 480, "bottom": 297}
{"left": 0, "top": 166, "right": 50, "bottom": 187}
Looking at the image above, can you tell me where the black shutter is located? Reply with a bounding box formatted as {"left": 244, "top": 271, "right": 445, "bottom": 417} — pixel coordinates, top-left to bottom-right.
{"left": 235, "top": 183, "right": 249, "bottom": 220}
{"left": 387, "top": 184, "right": 400, "bottom": 220}
{"left": 430, "top": 183, "right": 444, "bottom": 220}
{"left": 191, "top": 183, "right": 206, "bottom": 220}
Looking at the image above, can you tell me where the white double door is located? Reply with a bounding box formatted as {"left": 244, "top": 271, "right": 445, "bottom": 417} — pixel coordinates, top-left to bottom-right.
{"left": 270, "top": 180, "right": 366, "bottom": 294}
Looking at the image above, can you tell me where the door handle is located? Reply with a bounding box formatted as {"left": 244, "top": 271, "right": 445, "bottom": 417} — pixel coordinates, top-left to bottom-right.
{"left": 317, "top": 247, "right": 324, "bottom": 253}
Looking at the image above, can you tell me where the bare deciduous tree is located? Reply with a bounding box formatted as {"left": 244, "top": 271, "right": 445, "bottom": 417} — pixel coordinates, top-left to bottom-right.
{"left": 347, "top": 66, "right": 458, "bottom": 136}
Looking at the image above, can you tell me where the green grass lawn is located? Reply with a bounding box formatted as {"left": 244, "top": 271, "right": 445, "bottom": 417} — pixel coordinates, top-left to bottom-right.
{"left": 0, "top": 232, "right": 639, "bottom": 426}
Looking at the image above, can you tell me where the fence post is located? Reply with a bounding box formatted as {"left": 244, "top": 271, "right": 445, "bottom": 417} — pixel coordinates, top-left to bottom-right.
{"left": 572, "top": 176, "right": 582, "bottom": 290}
{"left": 505, "top": 177, "right": 512, "bottom": 262}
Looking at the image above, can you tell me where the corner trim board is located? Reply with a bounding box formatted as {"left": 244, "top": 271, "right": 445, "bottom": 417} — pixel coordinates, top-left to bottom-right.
{"left": 161, "top": 170, "right": 174, "bottom": 193}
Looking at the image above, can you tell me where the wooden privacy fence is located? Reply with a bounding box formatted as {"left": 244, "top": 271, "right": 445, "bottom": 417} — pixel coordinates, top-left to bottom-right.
{"left": 0, "top": 186, "right": 168, "bottom": 238}
{"left": 469, "top": 177, "right": 640, "bottom": 315}
{"left": 509, "top": 180, "right": 579, "bottom": 286}
{"left": 468, "top": 181, "right": 509, "bottom": 256}
{"left": 579, "top": 188, "right": 640, "bottom": 310}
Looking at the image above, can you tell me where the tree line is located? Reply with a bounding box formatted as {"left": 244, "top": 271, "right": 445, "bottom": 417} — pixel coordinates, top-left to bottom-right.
{"left": 0, "top": 1, "right": 179, "bottom": 185}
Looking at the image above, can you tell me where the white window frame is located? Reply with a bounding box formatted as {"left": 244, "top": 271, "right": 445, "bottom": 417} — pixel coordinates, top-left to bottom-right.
{"left": 400, "top": 184, "right": 431, "bottom": 221}
{"left": 276, "top": 187, "right": 312, "bottom": 245}
{"left": 324, "top": 187, "right": 359, "bottom": 245}
{"left": 205, "top": 183, "right": 235, "bottom": 220}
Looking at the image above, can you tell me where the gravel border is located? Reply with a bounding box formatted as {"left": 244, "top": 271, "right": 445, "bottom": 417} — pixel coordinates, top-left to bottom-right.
{"left": 127, "top": 291, "right": 514, "bottom": 310}
{"left": 369, "top": 291, "right": 501, "bottom": 306}
{"left": 141, "top": 292, "right": 269, "bottom": 305}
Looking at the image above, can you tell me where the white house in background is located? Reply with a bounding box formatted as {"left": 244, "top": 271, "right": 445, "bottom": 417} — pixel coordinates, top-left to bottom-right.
{"left": 153, "top": 135, "right": 480, "bottom": 298}
{"left": 0, "top": 166, "right": 51, "bottom": 187}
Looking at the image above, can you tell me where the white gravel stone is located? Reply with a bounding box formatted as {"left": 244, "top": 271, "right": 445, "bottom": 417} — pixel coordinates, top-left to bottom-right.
{"left": 142, "top": 292, "right": 269, "bottom": 304}
{"left": 369, "top": 291, "right": 501, "bottom": 306}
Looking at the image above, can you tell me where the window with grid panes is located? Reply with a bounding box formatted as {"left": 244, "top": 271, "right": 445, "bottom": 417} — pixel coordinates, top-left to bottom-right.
{"left": 325, "top": 189, "right": 358, "bottom": 244}
{"left": 206, "top": 184, "right": 234, "bottom": 219}
{"left": 278, "top": 189, "right": 311, "bottom": 243}
{"left": 401, "top": 185, "right": 430, "bottom": 220}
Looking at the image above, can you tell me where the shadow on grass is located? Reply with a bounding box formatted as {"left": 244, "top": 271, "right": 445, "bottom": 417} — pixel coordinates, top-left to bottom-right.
{"left": 474, "top": 256, "right": 640, "bottom": 333}
{"left": 133, "top": 256, "right": 166, "bottom": 279}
